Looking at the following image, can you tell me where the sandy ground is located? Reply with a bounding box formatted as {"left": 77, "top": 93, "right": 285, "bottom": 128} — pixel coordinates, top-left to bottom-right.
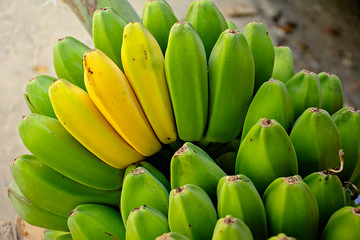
{"left": 0, "top": 0, "right": 359, "bottom": 231}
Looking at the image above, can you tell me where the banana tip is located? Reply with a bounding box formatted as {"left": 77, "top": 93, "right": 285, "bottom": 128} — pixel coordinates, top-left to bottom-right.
{"left": 130, "top": 167, "right": 145, "bottom": 175}
{"left": 173, "top": 144, "right": 189, "bottom": 157}
{"left": 174, "top": 186, "right": 186, "bottom": 195}
{"left": 284, "top": 176, "right": 300, "bottom": 185}
{"left": 260, "top": 118, "right": 274, "bottom": 128}
{"left": 69, "top": 208, "right": 77, "bottom": 217}
{"left": 352, "top": 207, "right": 360, "bottom": 216}
{"left": 223, "top": 215, "right": 236, "bottom": 225}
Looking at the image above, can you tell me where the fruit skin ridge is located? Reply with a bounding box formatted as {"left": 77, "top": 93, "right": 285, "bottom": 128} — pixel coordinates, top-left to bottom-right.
{"left": 49, "top": 78, "right": 144, "bottom": 169}
{"left": 165, "top": 21, "right": 208, "bottom": 141}
{"left": 18, "top": 113, "right": 124, "bottom": 190}
{"left": 122, "top": 21, "right": 177, "bottom": 144}
{"left": 83, "top": 49, "right": 161, "bottom": 157}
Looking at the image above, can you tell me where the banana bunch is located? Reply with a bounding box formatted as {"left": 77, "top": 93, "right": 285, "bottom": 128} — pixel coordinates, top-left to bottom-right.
{"left": 9, "top": 0, "right": 360, "bottom": 239}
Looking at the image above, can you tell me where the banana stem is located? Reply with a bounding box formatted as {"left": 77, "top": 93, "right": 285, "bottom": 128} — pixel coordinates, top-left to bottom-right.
{"left": 343, "top": 182, "right": 359, "bottom": 200}
{"left": 328, "top": 149, "right": 344, "bottom": 174}
{"left": 64, "top": 0, "right": 140, "bottom": 34}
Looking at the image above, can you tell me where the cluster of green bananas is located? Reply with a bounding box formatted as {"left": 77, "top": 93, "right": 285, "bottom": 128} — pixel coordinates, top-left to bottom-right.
{"left": 9, "top": 0, "right": 360, "bottom": 239}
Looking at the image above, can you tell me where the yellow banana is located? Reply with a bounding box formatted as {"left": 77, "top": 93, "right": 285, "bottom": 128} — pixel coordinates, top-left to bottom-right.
{"left": 83, "top": 49, "right": 161, "bottom": 156}
{"left": 121, "top": 21, "right": 177, "bottom": 144}
{"left": 49, "top": 79, "right": 144, "bottom": 169}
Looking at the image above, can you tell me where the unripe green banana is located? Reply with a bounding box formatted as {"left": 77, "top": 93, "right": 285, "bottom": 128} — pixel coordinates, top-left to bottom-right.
{"left": 241, "top": 21, "right": 275, "bottom": 93}
{"left": 236, "top": 118, "right": 298, "bottom": 194}
{"left": 271, "top": 46, "right": 294, "bottom": 83}
{"left": 142, "top": 0, "right": 178, "bottom": 54}
{"left": 227, "top": 20, "right": 239, "bottom": 30}
{"left": 92, "top": 7, "right": 127, "bottom": 71}
{"left": 285, "top": 69, "right": 322, "bottom": 119}
{"left": 185, "top": 0, "right": 227, "bottom": 60}
{"left": 168, "top": 184, "right": 218, "bottom": 240}
{"left": 212, "top": 215, "right": 254, "bottom": 240}
{"left": 24, "top": 75, "right": 56, "bottom": 118}
{"left": 120, "top": 167, "right": 169, "bottom": 226}
{"left": 318, "top": 72, "right": 343, "bottom": 115}
{"left": 53, "top": 36, "right": 89, "bottom": 90}
{"left": 217, "top": 175, "right": 267, "bottom": 240}
{"left": 8, "top": 181, "right": 68, "bottom": 231}
{"left": 165, "top": 21, "right": 208, "bottom": 141}
{"left": 43, "top": 229, "right": 69, "bottom": 240}
{"left": 11, "top": 154, "right": 121, "bottom": 217}
{"left": 68, "top": 204, "right": 125, "bottom": 240}
{"left": 290, "top": 107, "right": 342, "bottom": 177}
{"left": 268, "top": 233, "right": 296, "bottom": 240}
{"left": 170, "top": 142, "right": 226, "bottom": 200}
{"left": 205, "top": 29, "right": 255, "bottom": 142}
{"left": 126, "top": 205, "right": 169, "bottom": 240}
{"left": 320, "top": 206, "right": 360, "bottom": 240}
{"left": 241, "top": 79, "right": 294, "bottom": 140}
{"left": 332, "top": 107, "right": 360, "bottom": 183}
{"left": 124, "top": 160, "right": 170, "bottom": 192}
{"left": 263, "top": 175, "right": 319, "bottom": 240}
{"left": 156, "top": 232, "right": 191, "bottom": 240}
{"left": 18, "top": 113, "right": 123, "bottom": 190}
{"left": 303, "top": 171, "right": 345, "bottom": 232}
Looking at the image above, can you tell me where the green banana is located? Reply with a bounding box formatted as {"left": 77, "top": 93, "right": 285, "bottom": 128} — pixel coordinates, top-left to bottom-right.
{"left": 303, "top": 171, "right": 345, "bottom": 232}
{"left": 126, "top": 205, "right": 169, "bottom": 240}
{"left": 262, "top": 175, "right": 319, "bottom": 240}
{"left": 68, "top": 204, "right": 125, "bottom": 240}
{"left": 268, "top": 233, "right": 296, "bottom": 240}
{"left": 241, "top": 79, "right": 294, "bottom": 141}
{"left": 285, "top": 69, "right": 322, "bottom": 119}
{"left": 8, "top": 181, "right": 68, "bottom": 231}
{"left": 212, "top": 215, "right": 254, "bottom": 240}
{"left": 217, "top": 175, "right": 267, "bottom": 240}
{"left": 205, "top": 29, "right": 255, "bottom": 142}
{"left": 120, "top": 167, "right": 169, "bottom": 226}
{"left": 18, "top": 113, "right": 124, "bottom": 190}
{"left": 142, "top": 0, "right": 178, "bottom": 54}
{"left": 320, "top": 206, "right": 360, "bottom": 240}
{"left": 332, "top": 107, "right": 360, "bottom": 182}
{"left": 170, "top": 142, "right": 226, "bottom": 200}
{"left": 185, "top": 0, "right": 228, "bottom": 59}
{"left": 24, "top": 75, "right": 56, "bottom": 118}
{"left": 92, "top": 7, "right": 127, "bottom": 71}
{"left": 318, "top": 72, "right": 343, "bottom": 115}
{"left": 124, "top": 160, "right": 170, "bottom": 192}
{"left": 165, "top": 21, "right": 208, "bottom": 141}
{"left": 241, "top": 21, "right": 275, "bottom": 93}
{"left": 55, "top": 234, "right": 73, "bottom": 240}
{"left": 290, "top": 107, "right": 342, "bottom": 177}
{"left": 236, "top": 118, "right": 298, "bottom": 194}
{"left": 43, "top": 229, "right": 70, "bottom": 240}
{"left": 227, "top": 20, "right": 239, "bottom": 30}
{"left": 11, "top": 154, "right": 121, "bottom": 217}
{"left": 168, "top": 184, "right": 218, "bottom": 240}
{"left": 271, "top": 46, "right": 294, "bottom": 83}
{"left": 53, "top": 36, "right": 89, "bottom": 90}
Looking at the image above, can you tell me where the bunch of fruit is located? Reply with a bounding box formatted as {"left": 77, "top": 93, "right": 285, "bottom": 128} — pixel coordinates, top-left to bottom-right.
{"left": 8, "top": 0, "right": 360, "bottom": 239}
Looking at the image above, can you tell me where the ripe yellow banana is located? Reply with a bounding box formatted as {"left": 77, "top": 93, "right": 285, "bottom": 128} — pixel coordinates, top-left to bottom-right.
{"left": 121, "top": 22, "right": 177, "bottom": 144}
{"left": 84, "top": 49, "right": 161, "bottom": 156}
{"left": 49, "top": 79, "right": 144, "bottom": 169}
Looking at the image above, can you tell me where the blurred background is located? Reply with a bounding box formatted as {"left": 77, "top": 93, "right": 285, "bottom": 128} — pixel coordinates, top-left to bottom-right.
{"left": 0, "top": 0, "right": 359, "bottom": 236}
